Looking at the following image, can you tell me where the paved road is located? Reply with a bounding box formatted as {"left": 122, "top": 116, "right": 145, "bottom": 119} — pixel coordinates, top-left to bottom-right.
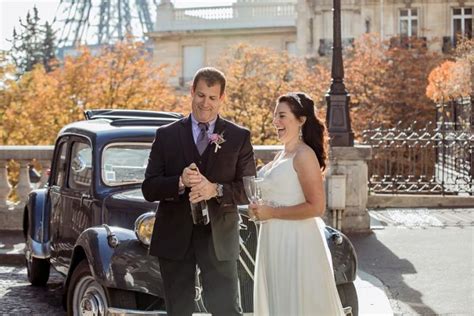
{"left": 3, "top": 207, "right": 470, "bottom": 315}
{"left": 349, "top": 208, "right": 474, "bottom": 316}
{"left": 0, "top": 266, "right": 64, "bottom": 315}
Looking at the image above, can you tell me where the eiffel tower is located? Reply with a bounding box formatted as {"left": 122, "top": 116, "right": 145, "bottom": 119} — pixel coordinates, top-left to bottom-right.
{"left": 54, "top": 0, "right": 159, "bottom": 48}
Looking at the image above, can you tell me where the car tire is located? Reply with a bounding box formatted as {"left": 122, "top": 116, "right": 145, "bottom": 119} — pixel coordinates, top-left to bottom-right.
{"left": 67, "top": 260, "right": 111, "bottom": 316}
{"left": 337, "top": 282, "right": 359, "bottom": 316}
{"left": 26, "top": 256, "right": 50, "bottom": 286}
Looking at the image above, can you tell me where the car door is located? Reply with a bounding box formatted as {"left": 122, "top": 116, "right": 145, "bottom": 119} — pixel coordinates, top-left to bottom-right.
{"left": 55, "top": 137, "right": 94, "bottom": 271}
{"left": 49, "top": 137, "right": 69, "bottom": 269}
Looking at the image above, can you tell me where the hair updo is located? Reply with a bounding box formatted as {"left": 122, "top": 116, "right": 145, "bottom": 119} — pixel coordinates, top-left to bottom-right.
{"left": 277, "top": 92, "right": 329, "bottom": 171}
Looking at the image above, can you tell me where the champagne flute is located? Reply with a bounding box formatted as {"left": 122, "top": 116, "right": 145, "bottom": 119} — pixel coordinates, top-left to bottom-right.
{"left": 242, "top": 176, "right": 264, "bottom": 223}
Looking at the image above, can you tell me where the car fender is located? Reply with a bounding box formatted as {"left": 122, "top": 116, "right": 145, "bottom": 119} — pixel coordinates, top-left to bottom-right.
{"left": 65, "top": 225, "right": 164, "bottom": 298}
{"left": 24, "top": 189, "right": 50, "bottom": 258}
{"left": 325, "top": 227, "right": 358, "bottom": 284}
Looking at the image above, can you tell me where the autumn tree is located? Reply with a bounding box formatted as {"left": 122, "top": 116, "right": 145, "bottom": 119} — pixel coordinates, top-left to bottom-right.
{"left": 214, "top": 43, "right": 330, "bottom": 145}
{"left": 2, "top": 39, "right": 177, "bottom": 145}
{"left": 344, "top": 33, "right": 441, "bottom": 133}
{"left": 382, "top": 37, "right": 441, "bottom": 125}
{"left": 426, "top": 38, "right": 473, "bottom": 102}
{"left": 0, "top": 52, "right": 16, "bottom": 142}
{"left": 344, "top": 33, "right": 388, "bottom": 133}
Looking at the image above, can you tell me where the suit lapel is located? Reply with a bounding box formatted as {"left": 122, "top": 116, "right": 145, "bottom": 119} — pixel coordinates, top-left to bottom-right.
{"left": 179, "top": 115, "right": 195, "bottom": 167}
{"left": 205, "top": 116, "right": 227, "bottom": 175}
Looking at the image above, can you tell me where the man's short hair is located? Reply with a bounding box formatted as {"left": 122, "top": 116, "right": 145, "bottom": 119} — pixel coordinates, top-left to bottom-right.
{"left": 192, "top": 67, "right": 226, "bottom": 96}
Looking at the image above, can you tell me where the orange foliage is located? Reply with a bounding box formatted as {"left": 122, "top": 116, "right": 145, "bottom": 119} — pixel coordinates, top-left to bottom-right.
{"left": 344, "top": 33, "right": 441, "bottom": 133}
{"left": 216, "top": 43, "right": 330, "bottom": 145}
{"left": 1, "top": 35, "right": 457, "bottom": 146}
{"left": 426, "top": 38, "right": 472, "bottom": 102}
{"left": 1, "top": 39, "right": 178, "bottom": 145}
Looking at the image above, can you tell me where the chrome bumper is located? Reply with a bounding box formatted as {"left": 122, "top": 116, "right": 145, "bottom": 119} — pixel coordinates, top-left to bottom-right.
{"left": 107, "top": 307, "right": 167, "bottom": 315}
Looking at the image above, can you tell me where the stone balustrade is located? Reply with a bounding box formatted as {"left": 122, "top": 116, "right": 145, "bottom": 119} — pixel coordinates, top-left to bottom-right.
{"left": 155, "top": 2, "right": 296, "bottom": 32}
{"left": 0, "top": 146, "right": 54, "bottom": 206}
{"left": 0, "top": 145, "right": 371, "bottom": 232}
{"left": 0, "top": 146, "right": 54, "bottom": 230}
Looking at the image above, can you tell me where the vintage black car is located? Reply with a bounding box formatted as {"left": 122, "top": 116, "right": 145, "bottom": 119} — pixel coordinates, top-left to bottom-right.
{"left": 23, "top": 110, "right": 358, "bottom": 316}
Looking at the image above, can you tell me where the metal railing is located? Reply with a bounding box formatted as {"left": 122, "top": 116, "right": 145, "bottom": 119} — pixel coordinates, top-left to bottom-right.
{"left": 362, "top": 110, "right": 473, "bottom": 195}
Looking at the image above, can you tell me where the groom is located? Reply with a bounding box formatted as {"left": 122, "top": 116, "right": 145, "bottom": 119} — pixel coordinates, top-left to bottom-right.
{"left": 142, "top": 67, "right": 256, "bottom": 316}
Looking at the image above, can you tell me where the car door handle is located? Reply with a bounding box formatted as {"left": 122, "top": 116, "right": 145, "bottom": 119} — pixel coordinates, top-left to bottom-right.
{"left": 80, "top": 194, "right": 92, "bottom": 207}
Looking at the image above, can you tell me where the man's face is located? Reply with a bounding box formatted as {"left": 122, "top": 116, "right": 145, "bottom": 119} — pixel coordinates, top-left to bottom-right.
{"left": 191, "top": 79, "right": 224, "bottom": 123}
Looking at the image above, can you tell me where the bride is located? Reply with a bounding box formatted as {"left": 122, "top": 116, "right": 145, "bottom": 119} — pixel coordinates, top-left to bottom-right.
{"left": 249, "top": 92, "right": 345, "bottom": 316}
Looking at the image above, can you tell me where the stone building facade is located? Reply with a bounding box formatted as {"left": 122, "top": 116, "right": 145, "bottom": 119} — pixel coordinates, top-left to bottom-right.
{"left": 149, "top": 0, "right": 298, "bottom": 87}
{"left": 149, "top": 0, "right": 473, "bottom": 86}
{"left": 297, "top": 0, "right": 473, "bottom": 56}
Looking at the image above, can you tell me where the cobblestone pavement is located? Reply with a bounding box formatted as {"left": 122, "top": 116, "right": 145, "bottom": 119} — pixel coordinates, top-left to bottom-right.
{"left": 0, "top": 266, "right": 64, "bottom": 315}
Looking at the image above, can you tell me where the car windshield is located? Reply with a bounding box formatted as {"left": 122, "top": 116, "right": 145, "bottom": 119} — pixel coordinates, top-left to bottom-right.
{"left": 102, "top": 143, "right": 151, "bottom": 186}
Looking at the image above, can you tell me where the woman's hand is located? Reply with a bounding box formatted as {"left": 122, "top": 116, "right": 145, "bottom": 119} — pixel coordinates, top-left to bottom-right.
{"left": 249, "top": 203, "right": 274, "bottom": 221}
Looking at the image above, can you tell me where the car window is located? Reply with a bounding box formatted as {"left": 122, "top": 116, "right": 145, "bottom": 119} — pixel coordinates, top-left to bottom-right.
{"left": 69, "top": 141, "right": 92, "bottom": 190}
{"left": 102, "top": 143, "right": 151, "bottom": 186}
{"left": 52, "top": 141, "right": 68, "bottom": 186}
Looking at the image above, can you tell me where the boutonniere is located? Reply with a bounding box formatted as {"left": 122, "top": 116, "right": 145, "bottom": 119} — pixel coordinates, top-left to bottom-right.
{"left": 208, "top": 132, "right": 226, "bottom": 153}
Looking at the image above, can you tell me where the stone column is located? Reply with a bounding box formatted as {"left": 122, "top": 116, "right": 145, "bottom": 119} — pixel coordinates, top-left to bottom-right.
{"left": 38, "top": 160, "right": 51, "bottom": 188}
{"left": 0, "top": 160, "right": 11, "bottom": 208}
{"left": 16, "top": 160, "right": 33, "bottom": 207}
{"left": 326, "top": 145, "right": 372, "bottom": 233}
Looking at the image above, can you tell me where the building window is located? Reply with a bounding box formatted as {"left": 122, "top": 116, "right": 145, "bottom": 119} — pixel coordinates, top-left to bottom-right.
{"left": 182, "top": 46, "right": 204, "bottom": 86}
{"left": 452, "top": 7, "right": 473, "bottom": 40}
{"left": 399, "top": 8, "right": 418, "bottom": 37}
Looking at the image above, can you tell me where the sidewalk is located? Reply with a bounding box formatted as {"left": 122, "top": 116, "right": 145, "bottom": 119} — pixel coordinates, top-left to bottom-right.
{"left": 0, "top": 230, "right": 24, "bottom": 265}
{"left": 1, "top": 230, "right": 393, "bottom": 315}
{"left": 355, "top": 270, "right": 393, "bottom": 316}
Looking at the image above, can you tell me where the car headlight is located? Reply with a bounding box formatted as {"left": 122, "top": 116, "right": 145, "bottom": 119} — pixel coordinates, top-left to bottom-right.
{"left": 134, "top": 212, "right": 155, "bottom": 246}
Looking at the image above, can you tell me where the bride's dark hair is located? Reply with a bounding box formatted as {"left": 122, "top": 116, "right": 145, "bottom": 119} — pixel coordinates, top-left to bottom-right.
{"left": 277, "top": 92, "right": 329, "bottom": 171}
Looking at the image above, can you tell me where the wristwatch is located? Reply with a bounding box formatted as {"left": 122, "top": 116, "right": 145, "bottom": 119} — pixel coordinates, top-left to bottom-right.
{"left": 216, "top": 183, "right": 224, "bottom": 198}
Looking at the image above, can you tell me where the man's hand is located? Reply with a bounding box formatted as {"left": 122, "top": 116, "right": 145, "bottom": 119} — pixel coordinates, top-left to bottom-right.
{"left": 181, "top": 163, "right": 202, "bottom": 188}
{"left": 189, "top": 175, "right": 218, "bottom": 203}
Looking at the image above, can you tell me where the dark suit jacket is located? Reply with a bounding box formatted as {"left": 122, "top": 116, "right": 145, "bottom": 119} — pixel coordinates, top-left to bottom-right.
{"left": 142, "top": 115, "right": 256, "bottom": 261}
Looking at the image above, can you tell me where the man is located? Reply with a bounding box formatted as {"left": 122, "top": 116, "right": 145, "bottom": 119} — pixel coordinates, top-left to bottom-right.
{"left": 142, "top": 67, "right": 256, "bottom": 316}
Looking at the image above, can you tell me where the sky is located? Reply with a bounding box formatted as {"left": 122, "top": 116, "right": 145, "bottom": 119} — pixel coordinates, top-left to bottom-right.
{"left": 0, "top": 0, "right": 237, "bottom": 50}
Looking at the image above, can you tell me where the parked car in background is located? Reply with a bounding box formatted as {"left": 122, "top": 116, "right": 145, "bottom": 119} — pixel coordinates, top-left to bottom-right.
{"left": 23, "top": 110, "right": 358, "bottom": 315}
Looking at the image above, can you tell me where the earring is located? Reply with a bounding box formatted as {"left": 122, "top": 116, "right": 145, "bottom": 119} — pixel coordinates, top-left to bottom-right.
{"left": 298, "top": 126, "right": 303, "bottom": 139}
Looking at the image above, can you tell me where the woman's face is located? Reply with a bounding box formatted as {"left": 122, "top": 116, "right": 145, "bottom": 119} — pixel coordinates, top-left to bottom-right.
{"left": 272, "top": 101, "right": 304, "bottom": 144}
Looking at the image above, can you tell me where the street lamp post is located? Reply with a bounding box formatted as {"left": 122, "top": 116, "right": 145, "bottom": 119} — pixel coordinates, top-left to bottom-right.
{"left": 326, "top": 0, "right": 354, "bottom": 146}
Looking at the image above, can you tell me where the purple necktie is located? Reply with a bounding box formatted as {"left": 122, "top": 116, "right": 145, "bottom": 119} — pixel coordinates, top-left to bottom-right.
{"left": 196, "top": 122, "right": 209, "bottom": 155}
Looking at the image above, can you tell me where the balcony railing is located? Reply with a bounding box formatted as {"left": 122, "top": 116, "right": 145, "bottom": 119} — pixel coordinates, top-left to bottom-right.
{"left": 155, "top": 2, "right": 296, "bottom": 32}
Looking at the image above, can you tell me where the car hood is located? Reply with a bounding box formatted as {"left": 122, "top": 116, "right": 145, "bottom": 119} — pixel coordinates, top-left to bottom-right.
{"left": 104, "top": 188, "right": 158, "bottom": 229}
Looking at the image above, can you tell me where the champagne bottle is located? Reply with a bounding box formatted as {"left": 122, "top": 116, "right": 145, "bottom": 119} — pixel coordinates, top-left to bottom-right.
{"left": 189, "top": 163, "right": 210, "bottom": 225}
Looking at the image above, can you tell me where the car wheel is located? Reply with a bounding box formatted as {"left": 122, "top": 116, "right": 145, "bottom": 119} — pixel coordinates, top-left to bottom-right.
{"left": 337, "top": 282, "right": 358, "bottom": 316}
{"left": 25, "top": 243, "right": 50, "bottom": 286}
{"left": 67, "top": 260, "right": 110, "bottom": 316}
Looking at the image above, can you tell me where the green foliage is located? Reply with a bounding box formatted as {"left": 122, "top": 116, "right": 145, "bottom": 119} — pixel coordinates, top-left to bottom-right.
{"left": 8, "top": 6, "right": 57, "bottom": 75}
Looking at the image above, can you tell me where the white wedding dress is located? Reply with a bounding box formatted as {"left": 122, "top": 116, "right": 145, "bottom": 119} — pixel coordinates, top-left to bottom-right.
{"left": 253, "top": 155, "right": 345, "bottom": 316}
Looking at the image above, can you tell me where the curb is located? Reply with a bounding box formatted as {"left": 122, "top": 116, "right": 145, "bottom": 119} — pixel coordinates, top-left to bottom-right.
{"left": 356, "top": 270, "right": 394, "bottom": 315}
